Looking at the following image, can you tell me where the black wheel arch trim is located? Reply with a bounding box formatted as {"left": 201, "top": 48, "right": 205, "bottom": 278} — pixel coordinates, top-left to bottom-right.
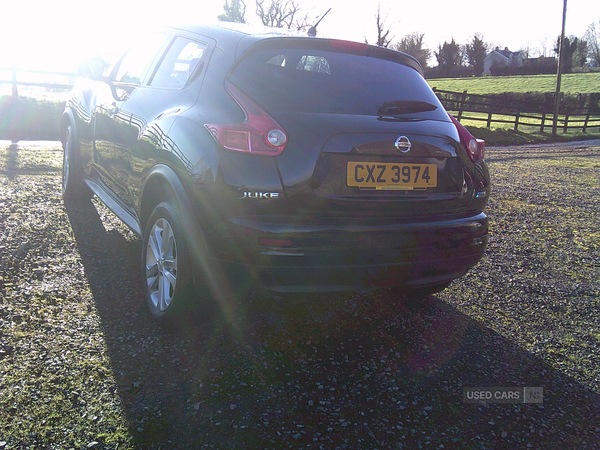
{"left": 140, "top": 164, "right": 196, "bottom": 232}
{"left": 141, "top": 164, "right": 227, "bottom": 298}
{"left": 60, "top": 108, "right": 78, "bottom": 145}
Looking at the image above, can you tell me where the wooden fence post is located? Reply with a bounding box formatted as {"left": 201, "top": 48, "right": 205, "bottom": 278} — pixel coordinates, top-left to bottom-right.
{"left": 8, "top": 65, "right": 19, "bottom": 140}
{"left": 563, "top": 115, "right": 569, "bottom": 133}
{"left": 583, "top": 113, "right": 590, "bottom": 133}
{"left": 514, "top": 110, "right": 520, "bottom": 131}
{"left": 540, "top": 113, "right": 546, "bottom": 133}
{"left": 457, "top": 91, "right": 467, "bottom": 120}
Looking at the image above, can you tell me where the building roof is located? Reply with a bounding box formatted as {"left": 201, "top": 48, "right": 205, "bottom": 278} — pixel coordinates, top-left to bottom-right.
{"left": 488, "top": 48, "right": 522, "bottom": 59}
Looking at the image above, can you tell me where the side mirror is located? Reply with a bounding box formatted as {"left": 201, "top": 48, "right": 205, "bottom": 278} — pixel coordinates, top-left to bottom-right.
{"left": 78, "top": 57, "right": 107, "bottom": 81}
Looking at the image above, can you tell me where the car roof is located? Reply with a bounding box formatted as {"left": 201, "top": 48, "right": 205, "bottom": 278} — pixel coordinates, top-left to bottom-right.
{"left": 164, "top": 22, "right": 423, "bottom": 74}
{"left": 167, "top": 22, "right": 300, "bottom": 43}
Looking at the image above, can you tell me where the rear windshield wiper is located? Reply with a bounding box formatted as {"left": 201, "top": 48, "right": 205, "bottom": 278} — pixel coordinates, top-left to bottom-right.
{"left": 377, "top": 100, "right": 438, "bottom": 117}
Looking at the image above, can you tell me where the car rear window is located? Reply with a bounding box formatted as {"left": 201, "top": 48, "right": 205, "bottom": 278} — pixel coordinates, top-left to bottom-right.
{"left": 229, "top": 45, "right": 447, "bottom": 120}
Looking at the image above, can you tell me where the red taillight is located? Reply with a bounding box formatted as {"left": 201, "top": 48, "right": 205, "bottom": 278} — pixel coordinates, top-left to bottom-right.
{"left": 204, "top": 82, "right": 288, "bottom": 156}
{"left": 329, "top": 39, "right": 368, "bottom": 52}
{"left": 449, "top": 115, "right": 485, "bottom": 162}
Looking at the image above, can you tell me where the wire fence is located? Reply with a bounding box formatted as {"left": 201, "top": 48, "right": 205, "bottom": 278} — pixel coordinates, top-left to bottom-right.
{"left": 0, "top": 67, "right": 76, "bottom": 140}
{"left": 0, "top": 66, "right": 77, "bottom": 99}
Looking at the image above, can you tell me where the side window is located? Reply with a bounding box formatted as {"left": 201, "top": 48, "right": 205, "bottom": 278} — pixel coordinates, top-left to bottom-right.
{"left": 115, "top": 32, "right": 167, "bottom": 85}
{"left": 150, "top": 38, "right": 208, "bottom": 89}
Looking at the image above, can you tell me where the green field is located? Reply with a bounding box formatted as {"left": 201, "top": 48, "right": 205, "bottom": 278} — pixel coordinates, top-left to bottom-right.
{"left": 427, "top": 72, "right": 600, "bottom": 94}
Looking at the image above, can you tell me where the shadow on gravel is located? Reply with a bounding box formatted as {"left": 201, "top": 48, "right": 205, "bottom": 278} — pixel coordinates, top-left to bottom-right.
{"left": 0, "top": 141, "right": 62, "bottom": 178}
{"left": 66, "top": 199, "right": 600, "bottom": 449}
{"left": 4, "top": 143, "right": 19, "bottom": 176}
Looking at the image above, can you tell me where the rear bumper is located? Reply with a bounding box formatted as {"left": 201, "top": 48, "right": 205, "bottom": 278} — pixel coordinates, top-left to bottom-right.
{"left": 207, "top": 212, "right": 488, "bottom": 293}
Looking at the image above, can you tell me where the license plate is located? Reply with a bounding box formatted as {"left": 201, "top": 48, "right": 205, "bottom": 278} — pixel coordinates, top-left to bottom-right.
{"left": 347, "top": 162, "right": 437, "bottom": 190}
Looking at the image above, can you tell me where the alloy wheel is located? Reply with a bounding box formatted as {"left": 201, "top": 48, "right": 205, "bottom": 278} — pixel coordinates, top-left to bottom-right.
{"left": 145, "top": 217, "right": 178, "bottom": 312}
{"left": 62, "top": 128, "right": 72, "bottom": 195}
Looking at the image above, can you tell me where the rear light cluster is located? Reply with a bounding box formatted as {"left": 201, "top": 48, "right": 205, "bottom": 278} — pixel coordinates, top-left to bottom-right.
{"left": 449, "top": 115, "right": 485, "bottom": 162}
{"left": 329, "top": 39, "right": 368, "bottom": 52}
{"left": 204, "top": 82, "right": 288, "bottom": 156}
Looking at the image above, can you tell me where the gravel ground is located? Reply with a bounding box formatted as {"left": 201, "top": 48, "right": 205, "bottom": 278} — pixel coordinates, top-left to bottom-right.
{"left": 0, "top": 140, "right": 599, "bottom": 449}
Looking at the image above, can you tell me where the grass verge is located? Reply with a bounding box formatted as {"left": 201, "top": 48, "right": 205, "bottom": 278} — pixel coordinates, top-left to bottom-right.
{"left": 0, "top": 96, "right": 64, "bottom": 141}
{"left": 427, "top": 72, "right": 600, "bottom": 95}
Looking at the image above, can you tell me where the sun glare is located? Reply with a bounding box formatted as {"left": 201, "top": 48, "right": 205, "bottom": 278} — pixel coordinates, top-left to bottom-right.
{"left": 1, "top": 0, "right": 598, "bottom": 75}
{"left": 0, "top": 1, "right": 188, "bottom": 72}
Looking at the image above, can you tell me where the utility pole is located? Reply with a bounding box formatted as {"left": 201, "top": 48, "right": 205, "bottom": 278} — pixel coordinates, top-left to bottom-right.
{"left": 552, "top": 0, "right": 568, "bottom": 135}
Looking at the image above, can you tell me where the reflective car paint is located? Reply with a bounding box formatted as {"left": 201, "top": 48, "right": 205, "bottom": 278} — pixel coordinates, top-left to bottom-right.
{"left": 63, "top": 23, "right": 490, "bottom": 304}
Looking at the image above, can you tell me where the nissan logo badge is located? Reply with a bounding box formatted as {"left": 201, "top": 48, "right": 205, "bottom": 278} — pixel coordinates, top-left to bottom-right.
{"left": 395, "top": 136, "right": 411, "bottom": 153}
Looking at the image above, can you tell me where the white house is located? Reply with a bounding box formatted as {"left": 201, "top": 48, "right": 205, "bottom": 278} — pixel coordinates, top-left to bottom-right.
{"left": 484, "top": 48, "right": 523, "bottom": 74}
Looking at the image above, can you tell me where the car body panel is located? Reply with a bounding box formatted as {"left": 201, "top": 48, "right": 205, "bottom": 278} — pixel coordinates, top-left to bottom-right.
{"left": 63, "top": 22, "right": 490, "bottom": 297}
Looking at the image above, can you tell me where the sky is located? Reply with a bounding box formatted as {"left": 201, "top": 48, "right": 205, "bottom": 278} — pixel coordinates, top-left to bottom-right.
{"left": 1, "top": 0, "right": 599, "bottom": 73}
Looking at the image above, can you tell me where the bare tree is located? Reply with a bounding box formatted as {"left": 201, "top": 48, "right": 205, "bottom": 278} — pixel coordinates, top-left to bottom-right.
{"left": 584, "top": 20, "right": 600, "bottom": 66}
{"left": 255, "top": 0, "right": 301, "bottom": 29}
{"left": 539, "top": 37, "right": 549, "bottom": 57}
{"left": 293, "top": 13, "right": 314, "bottom": 32}
{"left": 218, "top": 0, "right": 247, "bottom": 23}
{"left": 366, "top": 4, "right": 393, "bottom": 47}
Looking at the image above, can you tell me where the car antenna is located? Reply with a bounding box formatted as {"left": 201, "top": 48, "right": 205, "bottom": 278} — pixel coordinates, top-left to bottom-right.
{"left": 307, "top": 8, "right": 332, "bottom": 37}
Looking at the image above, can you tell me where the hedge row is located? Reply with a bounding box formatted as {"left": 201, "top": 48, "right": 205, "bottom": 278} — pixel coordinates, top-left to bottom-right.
{"left": 0, "top": 96, "right": 65, "bottom": 140}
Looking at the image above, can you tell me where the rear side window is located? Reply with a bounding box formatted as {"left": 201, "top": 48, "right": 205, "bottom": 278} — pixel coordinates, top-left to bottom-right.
{"left": 150, "top": 37, "right": 208, "bottom": 89}
{"left": 115, "top": 31, "right": 168, "bottom": 84}
{"left": 230, "top": 47, "right": 446, "bottom": 119}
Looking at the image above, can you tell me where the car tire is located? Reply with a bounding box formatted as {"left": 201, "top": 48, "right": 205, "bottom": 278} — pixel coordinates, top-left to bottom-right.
{"left": 62, "top": 123, "right": 92, "bottom": 203}
{"left": 142, "top": 201, "right": 195, "bottom": 327}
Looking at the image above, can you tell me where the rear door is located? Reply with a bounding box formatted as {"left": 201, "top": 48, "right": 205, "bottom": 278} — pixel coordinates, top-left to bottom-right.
{"left": 94, "top": 32, "right": 211, "bottom": 209}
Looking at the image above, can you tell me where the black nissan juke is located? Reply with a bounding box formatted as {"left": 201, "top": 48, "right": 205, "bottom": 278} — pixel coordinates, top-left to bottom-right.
{"left": 62, "top": 22, "right": 490, "bottom": 326}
